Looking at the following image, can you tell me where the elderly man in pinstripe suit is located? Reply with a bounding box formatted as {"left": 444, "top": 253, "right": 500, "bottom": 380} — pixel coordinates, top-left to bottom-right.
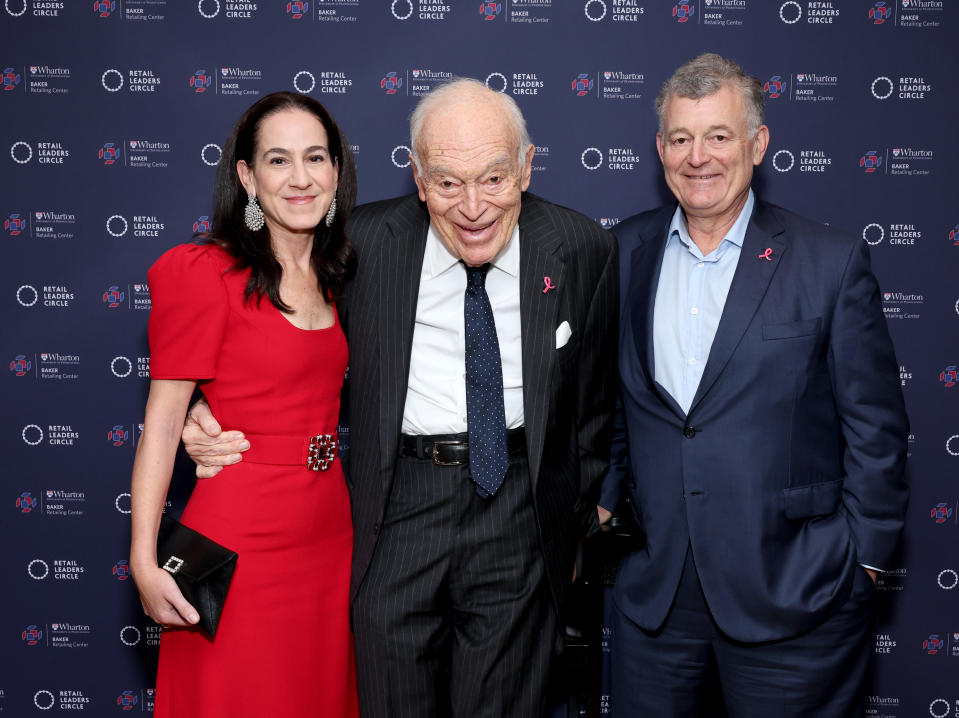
{"left": 184, "top": 78, "right": 618, "bottom": 716}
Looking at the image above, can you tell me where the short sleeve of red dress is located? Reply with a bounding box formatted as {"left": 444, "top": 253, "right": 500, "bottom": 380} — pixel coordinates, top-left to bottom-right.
{"left": 147, "top": 243, "right": 231, "bottom": 380}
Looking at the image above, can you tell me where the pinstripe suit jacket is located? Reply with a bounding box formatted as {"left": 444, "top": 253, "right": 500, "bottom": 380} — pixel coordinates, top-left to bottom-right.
{"left": 340, "top": 192, "right": 618, "bottom": 611}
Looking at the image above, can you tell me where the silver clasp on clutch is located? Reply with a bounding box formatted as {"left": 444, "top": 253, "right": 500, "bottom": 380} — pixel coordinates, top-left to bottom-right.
{"left": 307, "top": 433, "right": 336, "bottom": 471}
{"left": 162, "top": 556, "right": 185, "bottom": 574}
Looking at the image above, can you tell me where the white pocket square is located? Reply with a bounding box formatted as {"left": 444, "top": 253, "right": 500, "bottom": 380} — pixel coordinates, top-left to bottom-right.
{"left": 555, "top": 321, "right": 572, "bottom": 349}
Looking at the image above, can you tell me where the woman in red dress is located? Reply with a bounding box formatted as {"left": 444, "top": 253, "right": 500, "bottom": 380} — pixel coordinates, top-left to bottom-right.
{"left": 129, "top": 92, "right": 359, "bottom": 717}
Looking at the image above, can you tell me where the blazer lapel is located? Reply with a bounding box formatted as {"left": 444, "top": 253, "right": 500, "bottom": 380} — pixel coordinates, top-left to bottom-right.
{"left": 376, "top": 199, "right": 428, "bottom": 480}
{"left": 688, "top": 202, "right": 787, "bottom": 413}
{"left": 626, "top": 212, "right": 673, "bottom": 408}
{"left": 518, "top": 196, "right": 564, "bottom": 488}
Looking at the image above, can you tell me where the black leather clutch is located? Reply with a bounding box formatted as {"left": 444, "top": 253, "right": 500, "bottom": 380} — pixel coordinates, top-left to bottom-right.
{"left": 156, "top": 515, "right": 238, "bottom": 638}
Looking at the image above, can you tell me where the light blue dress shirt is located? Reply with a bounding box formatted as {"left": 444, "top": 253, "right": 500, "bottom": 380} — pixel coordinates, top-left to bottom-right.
{"left": 652, "top": 191, "right": 755, "bottom": 415}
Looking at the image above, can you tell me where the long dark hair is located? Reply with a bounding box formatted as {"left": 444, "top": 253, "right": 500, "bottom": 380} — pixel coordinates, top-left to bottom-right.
{"left": 209, "top": 91, "right": 357, "bottom": 310}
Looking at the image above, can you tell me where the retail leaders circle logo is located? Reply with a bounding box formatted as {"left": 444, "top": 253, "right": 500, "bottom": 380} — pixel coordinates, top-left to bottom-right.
{"left": 391, "top": 0, "right": 413, "bottom": 19}
{"left": 22, "top": 424, "right": 43, "bottom": 445}
{"left": 946, "top": 435, "right": 959, "bottom": 456}
{"left": 585, "top": 0, "right": 606, "bottom": 21}
{"left": 28, "top": 558, "right": 49, "bottom": 580}
{"left": 201, "top": 143, "right": 221, "bottom": 167}
{"left": 5, "top": 0, "right": 27, "bottom": 16}
{"left": 106, "top": 214, "right": 128, "bottom": 237}
{"left": 871, "top": 76, "right": 893, "bottom": 100}
{"left": 779, "top": 1, "right": 801, "bottom": 23}
{"left": 116, "top": 492, "right": 132, "bottom": 514}
{"left": 930, "top": 699, "right": 950, "bottom": 718}
{"left": 11, "top": 140, "right": 32, "bottom": 164}
{"left": 581, "top": 147, "right": 603, "bottom": 171}
{"left": 101, "top": 68, "right": 124, "bottom": 92}
{"left": 120, "top": 625, "right": 141, "bottom": 646}
{"left": 110, "top": 356, "right": 133, "bottom": 378}
{"left": 772, "top": 150, "right": 795, "bottom": 172}
{"left": 293, "top": 71, "right": 315, "bottom": 94}
{"left": 863, "top": 223, "right": 884, "bottom": 246}
{"left": 34, "top": 690, "right": 55, "bottom": 710}
{"left": 485, "top": 73, "right": 508, "bottom": 93}
{"left": 198, "top": 0, "right": 220, "bottom": 18}
{"left": 17, "top": 284, "right": 39, "bottom": 306}
{"left": 938, "top": 569, "right": 958, "bottom": 590}
{"left": 391, "top": 145, "right": 411, "bottom": 169}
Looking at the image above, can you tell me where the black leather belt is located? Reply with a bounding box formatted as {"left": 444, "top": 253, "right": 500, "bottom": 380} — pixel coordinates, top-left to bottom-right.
{"left": 399, "top": 428, "right": 526, "bottom": 466}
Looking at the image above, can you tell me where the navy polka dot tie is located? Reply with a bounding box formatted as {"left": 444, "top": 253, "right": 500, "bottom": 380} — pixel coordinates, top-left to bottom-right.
{"left": 464, "top": 263, "right": 509, "bottom": 498}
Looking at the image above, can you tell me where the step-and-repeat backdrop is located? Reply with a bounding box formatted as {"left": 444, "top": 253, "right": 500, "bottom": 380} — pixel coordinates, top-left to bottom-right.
{"left": 2, "top": 1, "right": 957, "bottom": 715}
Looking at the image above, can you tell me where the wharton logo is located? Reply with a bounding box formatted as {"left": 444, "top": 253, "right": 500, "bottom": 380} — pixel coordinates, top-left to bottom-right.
{"left": 572, "top": 73, "right": 593, "bottom": 96}
{"left": 860, "top": 150, "right": 882, "bottom": 173}
{"left": 190, "top": 70, "right": 212, "bottom": 93}
{"left": 286, "top": 1, "right": 309, "bottom": 19}
{"left": 480, "top": 2, "right": 502, "bottom": 20}
{"left": 17, "top": 491, "right": 38, "bottom": 513}
{"left": 94, "top": 1, "right": 117, "bottom": 17}
{"left": 22, "top": 624, "right": 43, "bottom": 645}
{"left": 3, "top": 67, "right": 21, "bottom": 91}
{"left": 672, "top": 0, "right": 694, "bottom": 22}
{"left": 107, "top": 425, "right": 129, "bottom": 447}
{"left": 5, "top": 212, "right": 25, "bottom": 235}
{"left": 923, "top": 633, "right": 944, "bottom": 654}
{"left": 381, "top": 72, "right": 403, "bottom": 94}
{"left": 930, "top": 502, "right": 953, "bottom": 524}
{"left": 764, "top": 75, "right": 785, "bottom": 99}
{"left": 940, "top": 366, "right": 957, "bottom": 388}
{"left": 10, "top": 354, "right": 32, "bottom": 376}
{"left": 102, "top": 285, "right": 125, "bottom": 308}
{"left": 99, "top": 142, "right": 120, "bottom": 165}
{"left": 869, "top": 1, "right": 891, "bottom": 22}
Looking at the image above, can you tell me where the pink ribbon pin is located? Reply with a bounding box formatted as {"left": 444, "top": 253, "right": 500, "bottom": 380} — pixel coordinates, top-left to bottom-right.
{"left": 758, "top": 248, "right": 773, "bottom": 261}
{"left": 542, "top": 276, "right": 556, "bottom": 294}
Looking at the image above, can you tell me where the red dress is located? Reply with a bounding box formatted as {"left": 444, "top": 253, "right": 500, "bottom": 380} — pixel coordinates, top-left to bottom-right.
{"left": 147, "top": 243, "right": 358, "bottom": 717}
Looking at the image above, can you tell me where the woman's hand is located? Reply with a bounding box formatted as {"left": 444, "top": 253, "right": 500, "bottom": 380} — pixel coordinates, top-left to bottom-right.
{"left": 132, "top": 564, "right": 200, "bottom": 628}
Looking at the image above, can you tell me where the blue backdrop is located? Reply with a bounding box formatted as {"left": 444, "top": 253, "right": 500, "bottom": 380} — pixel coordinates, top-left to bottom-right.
{"left": 2, "top": 1, "right": 957, "bottom": 714}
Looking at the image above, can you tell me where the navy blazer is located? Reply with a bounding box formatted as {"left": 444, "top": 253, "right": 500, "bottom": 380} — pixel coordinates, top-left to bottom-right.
{"left": 602, "top": 199, "right": 909, "bottom": 643}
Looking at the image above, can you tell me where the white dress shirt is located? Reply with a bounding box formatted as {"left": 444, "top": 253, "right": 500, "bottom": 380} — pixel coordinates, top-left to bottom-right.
{"left": 400, "top": 223, "right": 524, "bottom": 435}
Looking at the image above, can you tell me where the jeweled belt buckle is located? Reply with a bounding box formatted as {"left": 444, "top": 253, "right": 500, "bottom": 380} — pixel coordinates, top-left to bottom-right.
{"left": 307, "top": 433, "right": 336, "bottom": 471}
{"left": 431, "top": 440, "right": 466, "bottom": 466}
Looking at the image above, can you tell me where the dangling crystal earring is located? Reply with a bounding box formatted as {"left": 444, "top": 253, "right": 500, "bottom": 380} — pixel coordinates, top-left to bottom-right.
{"left": 324, "top": 195, "right": 337, "bottom": 228}
{"left": 244, "top": 193, "right": 265, "bottom": 232}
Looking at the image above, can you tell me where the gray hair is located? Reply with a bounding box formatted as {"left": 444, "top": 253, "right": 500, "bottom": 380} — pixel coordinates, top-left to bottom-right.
{"left": 655, "top": 53, "right": 765, "bottom": 136}
{"left": 409, "top": 77, "right": 532, "bottom": 173}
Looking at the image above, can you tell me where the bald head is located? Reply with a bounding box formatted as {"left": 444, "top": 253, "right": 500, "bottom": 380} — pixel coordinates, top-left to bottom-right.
{"left": 409, "top": 77, "right": 532, "bottom": 173}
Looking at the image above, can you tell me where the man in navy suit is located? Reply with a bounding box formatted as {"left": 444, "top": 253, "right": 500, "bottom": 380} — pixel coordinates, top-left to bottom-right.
{"left": 598, "top": 53, "right": 908, "bottom": 716}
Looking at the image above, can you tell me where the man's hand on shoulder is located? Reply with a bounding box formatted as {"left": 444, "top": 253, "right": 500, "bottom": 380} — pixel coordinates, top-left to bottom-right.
{"left": 182, "top": 399, "right": 249, "bottom": 478}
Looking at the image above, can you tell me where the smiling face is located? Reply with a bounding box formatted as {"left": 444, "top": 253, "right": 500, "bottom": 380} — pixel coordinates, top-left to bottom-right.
{"left": 412, "top": 90, "right": 533, "bottom": 267}
{"left": 656, "top": 83, "right": 768, "bottom": 228}
{"left": 236, "top": 108, "right": 338, "bottom": 244}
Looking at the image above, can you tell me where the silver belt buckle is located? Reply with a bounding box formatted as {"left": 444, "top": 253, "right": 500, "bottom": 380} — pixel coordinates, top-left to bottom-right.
{"left": 431, "top": 440, "right": 466, "bottom": 466}
{"left": 307, "top": 433, "right": 336, "bottom": 471}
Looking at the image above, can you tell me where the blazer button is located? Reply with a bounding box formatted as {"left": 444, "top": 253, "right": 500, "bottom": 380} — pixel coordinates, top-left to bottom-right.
{"left": 373, "top": 523, "right": 379, "bottom": 534}
{"left": 683, "top": 426, "right": 697, "bottom": 439}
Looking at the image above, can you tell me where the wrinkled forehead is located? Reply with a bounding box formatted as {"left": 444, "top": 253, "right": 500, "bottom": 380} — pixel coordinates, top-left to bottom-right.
{"left": 419, "top": 99, "right": 520, "bottom": 163}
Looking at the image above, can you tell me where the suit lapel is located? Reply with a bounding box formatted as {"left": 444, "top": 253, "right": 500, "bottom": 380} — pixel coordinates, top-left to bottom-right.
{"left": 377, "top": 198, "right": 429, "bottom": 480}
{"left": 627, "top": 210, "right": 674, "bottom": 411}
{"left": 688, "top": 202, "right": 787, "bottom": 413}
{"left": 518, "top": 195, "right": 564, "bottom": 488}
